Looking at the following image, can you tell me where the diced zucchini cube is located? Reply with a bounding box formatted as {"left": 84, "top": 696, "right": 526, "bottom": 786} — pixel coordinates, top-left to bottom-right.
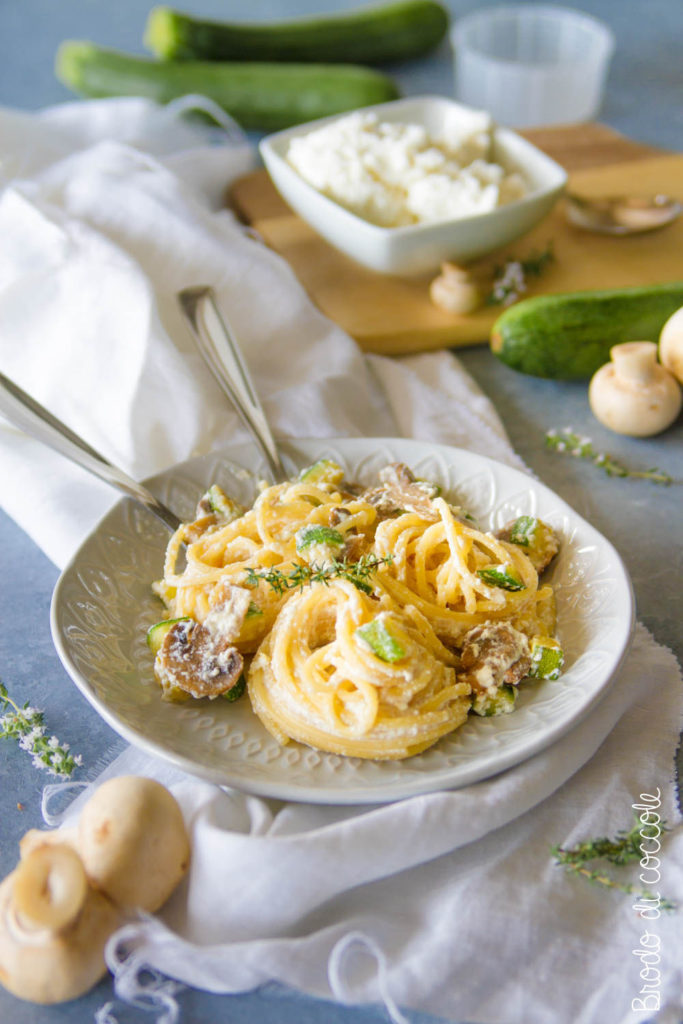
{"left": 356, "top": 618, "right": 406, "bottom": 663}
{"left": 295, "top": 525, "right": 345, "bottom": 552}
{"left": 471, "top": 684, "right": 517, "bottom": 717}
{"left": 222, "top": 673, "right": 247, "bottom": 702}
{"left": 528, "top": 636, "right": 564, "bottom": 680}
{"left": 298, "top": 459, "right": 344, "bottom": 485}
{"left": 509, "top": 515, "right": 538, "bottom": 547}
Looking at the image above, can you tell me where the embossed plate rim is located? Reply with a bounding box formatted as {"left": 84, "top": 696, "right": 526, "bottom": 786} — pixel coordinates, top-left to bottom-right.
{"left": 50, "top": 437, "right": 635, "bottom": 804}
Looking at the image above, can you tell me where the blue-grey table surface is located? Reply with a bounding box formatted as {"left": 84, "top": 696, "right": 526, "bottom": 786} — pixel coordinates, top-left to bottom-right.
{"left": 0, "top": 2, "right": 681, "bottom": 1023}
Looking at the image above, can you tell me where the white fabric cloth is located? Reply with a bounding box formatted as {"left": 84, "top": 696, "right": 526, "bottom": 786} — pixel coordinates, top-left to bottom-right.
{"left": 0, "top": 99, "right": 681, "bottom": 1024}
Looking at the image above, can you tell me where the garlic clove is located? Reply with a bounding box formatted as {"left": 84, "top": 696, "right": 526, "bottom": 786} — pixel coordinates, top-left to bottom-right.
{"left": 588, "top": 341, "right": 682, "bottom": 437}
{"left": 659, "top": 305, "right": 683, "bottom": 384}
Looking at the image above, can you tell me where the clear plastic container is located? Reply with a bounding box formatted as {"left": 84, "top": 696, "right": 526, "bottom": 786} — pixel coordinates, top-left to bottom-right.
{"left": 451, "top": 5, "right": 615, "bottom": 128}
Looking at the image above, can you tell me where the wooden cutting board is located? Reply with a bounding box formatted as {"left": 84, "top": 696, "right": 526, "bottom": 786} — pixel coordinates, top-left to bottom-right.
{"left": 229, "top": 123, "right": 683, "bottom": 355}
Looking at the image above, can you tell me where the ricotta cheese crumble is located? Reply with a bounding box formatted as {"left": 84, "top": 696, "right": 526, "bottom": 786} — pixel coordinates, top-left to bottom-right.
{"left": 286, "top": 110, "right": 528, "bottom": 228}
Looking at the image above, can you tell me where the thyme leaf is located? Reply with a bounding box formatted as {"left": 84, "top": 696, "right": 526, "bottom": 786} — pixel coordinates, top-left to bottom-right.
{"left": 243, "top": 554, "right": 392, "bottom": 596}
{"left": 551, "top": 817, "right": 677, "bottom": 911}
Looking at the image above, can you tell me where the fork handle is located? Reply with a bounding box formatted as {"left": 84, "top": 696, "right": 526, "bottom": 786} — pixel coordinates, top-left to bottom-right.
{"left": 0, "top": 371, "right": 182, "bottom": 533}
{"left": 178, "top": 286, "right": 288, "bottom": 483}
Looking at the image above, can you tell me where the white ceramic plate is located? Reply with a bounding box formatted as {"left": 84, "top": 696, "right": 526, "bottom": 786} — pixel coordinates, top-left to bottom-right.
{"left": 51, "top": 437, "right": 634, "bottom": 805}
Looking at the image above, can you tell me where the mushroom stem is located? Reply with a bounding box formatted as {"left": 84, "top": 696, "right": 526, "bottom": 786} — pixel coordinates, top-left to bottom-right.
{"left": 610, "top": 341, "right": 658, "bottom": 384}
{"left": 12, "top": 845, "right": 87, "bottom": 932}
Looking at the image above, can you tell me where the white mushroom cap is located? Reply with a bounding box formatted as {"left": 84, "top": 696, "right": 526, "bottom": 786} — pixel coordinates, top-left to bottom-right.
{"left": 77, "top": 776, "right": 190, "bottom": 912}
{"left": 659, "top": 305, "right": 683, "bottom": 384}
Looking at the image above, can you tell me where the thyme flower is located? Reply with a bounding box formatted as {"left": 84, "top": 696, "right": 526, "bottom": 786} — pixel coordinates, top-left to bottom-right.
{"left": 545, "top": 428, "right": 673, "bottom": 485}
{"left": 487, "top": 242, "right": 555, "bottom": 306}
{"left": 0, "top": 682, "right": 83, "bottom": 778}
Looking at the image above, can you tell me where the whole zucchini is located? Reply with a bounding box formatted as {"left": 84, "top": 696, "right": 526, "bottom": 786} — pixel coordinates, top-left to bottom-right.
{"left": 490, "top": 283, "right": 683, "bottom": 379}
{"left": 144, "top": 1, "right": 449, "bottom": 65}
{"left": 55, "top": 42, "right": 400, "bottom": 132}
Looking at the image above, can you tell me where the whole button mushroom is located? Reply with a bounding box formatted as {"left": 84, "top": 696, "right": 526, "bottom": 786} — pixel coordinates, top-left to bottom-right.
{"left": 659, "top": 305, "right": 683, "bottom": 384}
{"left": 0, "top": 776, "right": 191, "bottom": 1005}
{"left": 588, "top": 341, "right": 682, "bottom": 436}
{"left": 76, "top": 776, "right": 191, "bottom": 912}
{"left": 0, "top": 844, "right": 121, "bottom": 1004}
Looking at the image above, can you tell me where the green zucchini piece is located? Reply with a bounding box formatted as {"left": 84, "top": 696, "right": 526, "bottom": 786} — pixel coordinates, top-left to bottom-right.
{"left": 222, "top": 672, "right": 247, "bottom": 702}
{"left": 508, "top": 515, "right": 537, "bottom": 547}
{"left": 490, "top": 283, "right": 683, "bottom": 379}
{"left": 477, "top": 565, "right": 525, "bottom": 591}
{"left": 295, "top": 525, "right": 345, "bottom": 552}
{"left": 55, "top": 42, "right": 401, "bottom": 132}
{"left": 246, "top": 601, "right": 263, "bottom": 618}
{"left": 356, "top": 618, "right": 406, "bottom": 662}
{"left": 145, "top": 1, "right": 449, "bottom": 65}
{"left": 471, "top": 684, "right": 516, "bottom": 717}
{"left": 146, "top": 617, "right": 192, "bottom": 656}
{"left": 298, "top": 459, "right": 345, "bottom": 485}
{"left": 528, "top": 636, "right": 564, "bottom": 680}
{"left": 201, "top": 484, "right": 242, "bottom": 523}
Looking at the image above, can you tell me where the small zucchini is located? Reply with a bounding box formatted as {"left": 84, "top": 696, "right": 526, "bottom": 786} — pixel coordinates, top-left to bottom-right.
{"left": 144, "top": 1, "right": 449, "bottom": 65}
{"left": 490, "top": 282, "right": 683, "bottom": 379}
{"left": 56, "top": 42, "right": 401, "bottom": 132}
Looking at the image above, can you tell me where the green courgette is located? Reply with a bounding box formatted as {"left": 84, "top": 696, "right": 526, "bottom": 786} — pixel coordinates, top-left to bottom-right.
{"left": 55, "top": 42, "right": 401, "bottom": 132}
{"left": 490, "top": 282, "right": 683, "bottom": 379}
{"left": 144, "top": 1, "right": 449, "bottom": 65}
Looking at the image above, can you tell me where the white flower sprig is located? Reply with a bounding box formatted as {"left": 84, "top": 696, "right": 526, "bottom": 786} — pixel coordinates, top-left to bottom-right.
{"left": 0, "top": 681, "right": 83, "bottom": 777}
{"left": 487, "top": 241, "right": 555, "bottom": 306}
{"left": 545, "top": 428, "right": 673, "bottom": 485}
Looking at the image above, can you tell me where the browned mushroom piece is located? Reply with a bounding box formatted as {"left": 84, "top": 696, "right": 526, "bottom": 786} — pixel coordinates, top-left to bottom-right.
{"left": 458, "top": 622, "right": 531, "bottom": 695}
{"left": 361, "top": 462, "right": 441, "bottom": 521}
{"left": 155, "top": 619, "right": 244, "bottom": 699}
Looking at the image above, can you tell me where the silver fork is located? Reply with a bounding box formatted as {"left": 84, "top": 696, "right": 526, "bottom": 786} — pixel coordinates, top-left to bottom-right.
{"left": 0, "top": 371, "right": 182, "bottom": 533}
{"left": 177, "top": 286, "right": 287, "bottom": 484}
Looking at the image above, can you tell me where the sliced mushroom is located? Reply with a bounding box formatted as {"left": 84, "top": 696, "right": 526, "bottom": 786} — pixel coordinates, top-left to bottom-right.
{"left": 156, "top": 619, "right": 244, "bottom": 699}
{"left": 458, "top": 622, "right": 531, "bottom": 695}
{"left": 362, "top": 463, "right": 440, "bottom": 521}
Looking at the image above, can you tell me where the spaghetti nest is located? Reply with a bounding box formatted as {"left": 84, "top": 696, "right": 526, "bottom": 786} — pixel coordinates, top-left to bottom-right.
{"left": 150, "top": 460, "right": 563, "bottom": 760}
{"left": 373, "top": 497, "right": 555, "bottom": 644}
{"left": 248, "top": 580, "right": 471, "bottom": 761}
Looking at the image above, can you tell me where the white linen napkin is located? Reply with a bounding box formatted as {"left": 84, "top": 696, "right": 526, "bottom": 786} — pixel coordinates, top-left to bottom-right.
{"left": 0, "top": 99, "right": 681, "bottom": 1024}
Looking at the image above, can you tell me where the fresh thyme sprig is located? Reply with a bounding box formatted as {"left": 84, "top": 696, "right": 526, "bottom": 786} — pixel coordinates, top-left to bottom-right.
{"left": 486, "top": 241, "right": 555, "bottom": 306}
{"left": 545, "top": 428, "right": 673, "bottom": 485}
{"left": 0, "top": 682, "right": 83, "bottom": 778}
{"left": 244, "top": 553, "right": 393, "bottom": 596}
{"left": 552, "top": 818, "right": 677, "bottom": 911}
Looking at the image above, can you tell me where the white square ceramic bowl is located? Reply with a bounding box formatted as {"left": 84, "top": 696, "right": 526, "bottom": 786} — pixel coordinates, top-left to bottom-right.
{"left": 259, "top": 95, "right": 567, "bottom": 277}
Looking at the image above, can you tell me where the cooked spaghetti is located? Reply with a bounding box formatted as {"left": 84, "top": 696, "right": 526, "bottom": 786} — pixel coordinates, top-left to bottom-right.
{"left": 148, "top": 459, "right": 564, "bottom": 759}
